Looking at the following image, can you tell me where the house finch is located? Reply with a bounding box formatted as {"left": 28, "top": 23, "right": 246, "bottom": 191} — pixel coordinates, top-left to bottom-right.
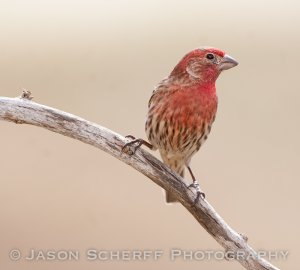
{"left": 123, "top": 47, "right": 238, "bottom": 203}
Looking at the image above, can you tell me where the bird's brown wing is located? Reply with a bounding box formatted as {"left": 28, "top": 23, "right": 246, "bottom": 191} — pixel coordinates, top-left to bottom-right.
{"left": 148, "top": 77, "right": 171, "bottom": 108}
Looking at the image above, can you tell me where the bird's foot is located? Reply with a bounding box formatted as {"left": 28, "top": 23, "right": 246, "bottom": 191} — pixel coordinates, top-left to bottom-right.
{"left": 188, "top": 181, "right": 205, "bottom": 206}
{"left": 121, "top": 135, "right": 153, "bottom": 155}
{"left": 124, "top": 135, "right": 136, "bottom": 140}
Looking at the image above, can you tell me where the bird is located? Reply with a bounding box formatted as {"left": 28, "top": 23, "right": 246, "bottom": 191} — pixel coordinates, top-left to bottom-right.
{"left": 122, "top": 47, "right": 238, "bottom": 204}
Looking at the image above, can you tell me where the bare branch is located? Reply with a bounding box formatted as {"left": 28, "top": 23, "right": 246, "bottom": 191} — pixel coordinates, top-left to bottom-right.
{"left": 0, "top": 95, "right": 279, "bottom": 270}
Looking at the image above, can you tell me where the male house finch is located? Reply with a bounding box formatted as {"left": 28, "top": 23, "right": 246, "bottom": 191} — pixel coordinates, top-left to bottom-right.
{"left": 123, "top": 47, "right": 238, "bottom": 203}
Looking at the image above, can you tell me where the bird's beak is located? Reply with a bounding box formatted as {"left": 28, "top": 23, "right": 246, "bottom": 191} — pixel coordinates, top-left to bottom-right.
{"left": 219, "top": 54, "right": 238, "bottom": 71}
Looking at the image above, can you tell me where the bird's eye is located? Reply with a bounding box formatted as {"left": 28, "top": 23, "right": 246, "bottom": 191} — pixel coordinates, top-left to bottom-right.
{"left": 206, "top": 53, "right": 215, "bottom": 60}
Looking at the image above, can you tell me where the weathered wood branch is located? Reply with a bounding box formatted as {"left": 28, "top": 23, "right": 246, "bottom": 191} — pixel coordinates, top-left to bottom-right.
{"left": 0, "top": 92, "right": 279, "bottom": 270}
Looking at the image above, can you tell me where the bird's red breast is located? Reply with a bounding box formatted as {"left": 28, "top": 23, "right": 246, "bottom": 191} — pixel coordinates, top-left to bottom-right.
{"left": 146, "top": 82, "right": 217, "bottom": 156}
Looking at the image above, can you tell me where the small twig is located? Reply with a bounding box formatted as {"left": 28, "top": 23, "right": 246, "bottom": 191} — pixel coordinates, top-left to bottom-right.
{"left": 19, "top": 89, "right": 34, "bottom": 100}
{"left": 0, "top": 93, "right": 280, "bottom": 270}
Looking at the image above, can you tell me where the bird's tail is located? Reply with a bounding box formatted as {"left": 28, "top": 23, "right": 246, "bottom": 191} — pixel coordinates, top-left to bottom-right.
{"left": 161, "top": 154, "right": 185, "bottom": 204}
{"left": 165, "top": 191, "right": 178, "bottom": 203}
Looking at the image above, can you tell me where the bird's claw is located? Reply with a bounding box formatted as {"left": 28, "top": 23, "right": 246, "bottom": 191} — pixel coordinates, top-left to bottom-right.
{"left": 188, "top": 182, "right": 205, "bottom": 206}
{"left": 121, "top": 137, "right": 143, "bottom": 155}
{"left": 121, "top": 136, "right": 153, "bottom": 155}
{"left": 125, "top": 135, "right": 136, "bottom": 140}
{"left": 192, "top": 191, "right": 205, "bottom": 206}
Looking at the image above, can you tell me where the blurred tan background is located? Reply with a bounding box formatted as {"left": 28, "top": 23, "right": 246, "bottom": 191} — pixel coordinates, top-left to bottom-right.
{"left": 0, "top": 0, "right": 299, "bottom": 269}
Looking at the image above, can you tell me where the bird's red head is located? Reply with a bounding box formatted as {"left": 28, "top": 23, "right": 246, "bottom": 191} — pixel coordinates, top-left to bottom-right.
{"left": 171, "top": 47, "right": 238, "bottom": 84}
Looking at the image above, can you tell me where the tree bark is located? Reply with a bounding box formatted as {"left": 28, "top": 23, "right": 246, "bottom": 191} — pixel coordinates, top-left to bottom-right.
{"left": 0, "top": 92, "right": 280, "bottom": 270}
